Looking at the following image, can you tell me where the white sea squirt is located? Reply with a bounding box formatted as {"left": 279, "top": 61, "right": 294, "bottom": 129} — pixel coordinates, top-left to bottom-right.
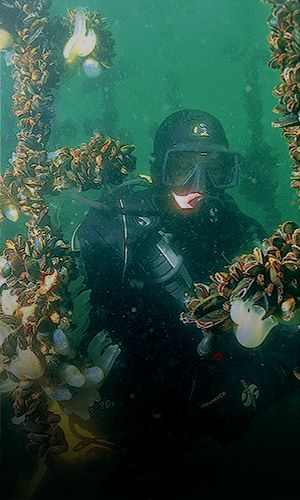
{"left": 0, "top": 256, "right": 7, "bottom": 274}
{"left": 1, "top": 289, "right": 18, "bottom": 316}
{"left": 62, "top": 364, "right": 85, "bottom": 388}
{"left": 0, "top": 28, "right": 13, "bottom": 50}
{"left": 0, "top": 320, "right": 12, "bottom": 348}
{"left": 0, "top": 377, "right": 18, "bottom": 394}
{"left": 97, "top": 345, "right": 121, "bottom": 376}
{"left": 42, "top": 333, "right": 122, "bottom": 418}
{"left": 2, "top": 203, "right": 19, "bottom": 222}
{"left": 47, "top": 149, "right": 62, "bottom": 160}
{"left": 43, "top": 385, "right": 72, "bottom": 402}
{"left": 9, "top": 347, "right": 46, "bottom": 380}
{"left": 4, "top": 50, "right": 14, "bottom": 67}
{"left": 63, "top": 8, "right": 97, "bottom": 63}
{"left": 83, "top": 366, "right": 105, "bottom": 386}
{"left": 82, "top": 58, "right": 101, "bottom": 78}
{"left": 52, "top": 328, "right": 71, "bottom": 356}
{"left": 8, "top": 152, "right": 16, "bottom": 167}
{"left": 230, "top": 297, "right": 278, "bottom": 348}
{"left": 87, "top": 330, "right": 121, "bottom": 376}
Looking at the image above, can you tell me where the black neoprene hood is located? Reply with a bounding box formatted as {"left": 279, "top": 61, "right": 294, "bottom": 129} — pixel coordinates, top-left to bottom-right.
{"left": 150, "top": 109, "right": 230, "bottom": 184}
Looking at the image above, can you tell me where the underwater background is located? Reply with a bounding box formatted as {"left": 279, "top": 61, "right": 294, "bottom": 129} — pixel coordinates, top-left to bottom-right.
{"left": 1, "top": 0, "right": 300, "bottom": 499}
{"left": 1, "top": 0, "right": 299, "bottom": 247}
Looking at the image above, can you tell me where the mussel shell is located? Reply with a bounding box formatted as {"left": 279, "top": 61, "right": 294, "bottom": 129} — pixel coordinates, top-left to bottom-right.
{"left": 230, "top": 277, "right": 255, "bottom": 301}
{"left": 282, "top": 221, "right": 298, "bottom": 235}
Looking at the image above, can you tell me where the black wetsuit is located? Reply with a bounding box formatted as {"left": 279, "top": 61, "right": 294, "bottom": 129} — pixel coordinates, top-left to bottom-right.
{"left": 75, "top": 185, "right": 300, "bottom": 499}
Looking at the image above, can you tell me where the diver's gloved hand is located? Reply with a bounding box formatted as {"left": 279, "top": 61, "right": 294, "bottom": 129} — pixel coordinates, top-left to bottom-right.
{"left": 191, "top": 327, "right": 300, "bottom": 443}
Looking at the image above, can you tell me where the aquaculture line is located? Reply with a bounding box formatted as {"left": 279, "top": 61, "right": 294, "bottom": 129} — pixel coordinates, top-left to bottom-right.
{"left": 0, "top": 0, "right": 298, "bottom": 463}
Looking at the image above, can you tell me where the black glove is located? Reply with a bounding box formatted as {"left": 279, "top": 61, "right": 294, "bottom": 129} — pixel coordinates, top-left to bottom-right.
{"left": 190, "top": 324, "right": 300, "bottom": 443}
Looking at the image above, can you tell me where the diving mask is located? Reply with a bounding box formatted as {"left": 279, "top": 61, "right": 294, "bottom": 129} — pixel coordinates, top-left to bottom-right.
{"left": 162, "top": 149, "right": 239, "bottom": 191}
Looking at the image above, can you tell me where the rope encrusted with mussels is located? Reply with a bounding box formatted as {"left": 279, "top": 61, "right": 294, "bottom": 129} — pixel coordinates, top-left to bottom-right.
{"left": 0, "top": 0, "right": 124, "bottom": 463}
{"left": 262, "top": 0, "right": 300, "bottom": 201}
{"left": 0, "top": 136, "right": 136, "bottom": 222}
{"left": 181, "top": 221, "right": 300, "bottom": 348}
{"left": 0, "top": 1, "right": 132, "bottom": 224}
{"left": 0, "top": 218, "right": 121, "bottom": 463}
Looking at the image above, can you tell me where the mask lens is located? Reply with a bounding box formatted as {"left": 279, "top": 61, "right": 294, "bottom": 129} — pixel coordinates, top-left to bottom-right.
{"left": 163, "top": 150, "right": 238, "bottom": 189}
{"left": 164, "top": 151, "right": 208, "bottom": 186}
{"left": 206, "top": 152, "right": 237, "bottom": 188}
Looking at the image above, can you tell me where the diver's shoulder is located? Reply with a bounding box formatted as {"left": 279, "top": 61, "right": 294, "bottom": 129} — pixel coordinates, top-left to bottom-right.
{"left": 76, "top": 184, "right": 156, "bottom": 236}
{"left": 223, "top": 193, "right": 266, "bottom": 240}
{"left": 95, "top": 183, "right": 155, "bottom": 210}
{"left": 120, "top": 184, "right": 155, "bottom": 208}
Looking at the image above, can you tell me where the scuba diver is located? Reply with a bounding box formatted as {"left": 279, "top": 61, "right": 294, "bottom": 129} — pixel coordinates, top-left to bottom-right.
{"left": 73, "top": 109, "right": 300, "bottom": 499}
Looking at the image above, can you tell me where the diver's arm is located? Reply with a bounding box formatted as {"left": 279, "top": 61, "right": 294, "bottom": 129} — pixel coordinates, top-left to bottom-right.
{"left": 190, "top": 324, "right": 300, "bottom": 443}
{"left": 73, "top": 214, "right": 125, "bottom": 337}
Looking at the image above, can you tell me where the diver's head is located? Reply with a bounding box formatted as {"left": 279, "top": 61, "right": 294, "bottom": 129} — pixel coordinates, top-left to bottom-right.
{"left": 150, "top": 109, "right": 239, "bottom": 213}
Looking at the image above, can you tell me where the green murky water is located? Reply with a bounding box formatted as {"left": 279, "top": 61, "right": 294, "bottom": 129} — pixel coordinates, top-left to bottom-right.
{"left": 1, "top": 1, "right": 300, "bottom": 499}
{"left": 1, "top": 0, "right": 299, "bottom": 243}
